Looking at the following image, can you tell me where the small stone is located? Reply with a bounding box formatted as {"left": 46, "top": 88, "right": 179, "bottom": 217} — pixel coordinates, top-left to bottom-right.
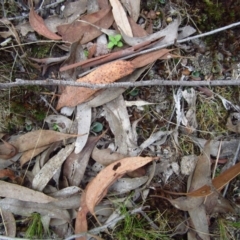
{"left": 166, "top": 17, "right": 173, "bottom": 23}
{"left": 181, "top": 155, "right": 197, "bottom": 175}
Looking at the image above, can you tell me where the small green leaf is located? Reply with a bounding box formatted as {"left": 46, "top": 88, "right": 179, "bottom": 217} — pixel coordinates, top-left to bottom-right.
{"left": 117, "top": 41, "right": 123, "bottom": 47}
{"left": 108, "top": 42, "right": 114, "bottom": 49}
{"left": 84, "top": 50, "right": 89, "bottom": 58}
{"left": 109, "top": 35, "right": 115, "bottom": 42}
{"left": 191, "top": 71, "right": 200, "bottom": 77}
{"left": 129, "top": 88, "right": 139, "bottom": 96}
{"left": 91, "top": 122, "right": 103, "bottom": 133}
{"left": 115, "top": 34, "right": 122, "bottom": 42}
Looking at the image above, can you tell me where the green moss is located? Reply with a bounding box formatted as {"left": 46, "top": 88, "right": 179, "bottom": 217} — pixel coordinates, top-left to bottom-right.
{"left": 31, "top": 44, "right": 52, "bottom": 59}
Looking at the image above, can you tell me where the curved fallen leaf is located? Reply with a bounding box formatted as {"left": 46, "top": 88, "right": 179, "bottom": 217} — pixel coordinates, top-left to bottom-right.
{"left": 0, "top": 180, "right": 56, "bottom": 203}
{"left": 32, "top": 143, "right": 75, "bottom": 191}
{"left": 0, "top": 140, "right": 18, "bottom": 159}
{"left": 11, "top": 130, "right": 77, "bottom": 152}
{"left": 29, "top": 8, "right": 62, "bottom": 40}
{"left": 85, "top": 156, "right": 158, "bottom": 214}
{"left": 56, "top": 60, "right": 134, "bottom": 109}
{"left": 1, "top": 210, "right": 16, "bottom": 237}
{"left": 109, "top": 0, "right": 133, "bottom": 37}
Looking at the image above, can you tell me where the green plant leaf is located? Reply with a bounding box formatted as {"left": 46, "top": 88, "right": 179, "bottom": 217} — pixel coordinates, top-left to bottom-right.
{"left": 115, "top": 34, "right": 122, "bottom": 42}
{"left": 107, "top": 42, "right": 114, "bottom": 49}
{"left": 117, "top": 41, "right": 123, "bottom": 47}
{"left": 129, "top": 88, "right": 139, "bottom": 96}
{"left": 109, "top": 35, "right": 115, "bottom": 42}
{"left": 91, "top": 122, "right": 103, "bottom": 133}
{"left": 84, "top": 50, "right": 89, "bottom": 58}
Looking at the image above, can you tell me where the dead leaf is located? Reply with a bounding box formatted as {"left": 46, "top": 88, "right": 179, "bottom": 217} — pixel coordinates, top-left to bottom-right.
{"left": 75, "top": 156, "right": 157, "bottom": 239}
{"left": 109, "top": 176, "right": 148, "bottom": 194}
{"left": 0, "top": 18, "right": 24, "bottom": 53}
{"left": 0, "top": 180, "right": 56, "bottom": 203}
{"left": 86, "top": 66, "right": 149, "bottom": 108}
{"left": 1, "top": 210, "right": 16, "bottom": 237}
{"left": 85, "top": 156, "right": 158, "bottom": 215}
{"left": 120, "top": 16, "right": 180, "bottom": 46}
{"left": 0, "top": 169, "right": 16, "bottom": 181}
{"left": 0, "top": 198, "right": 71, "bottom": 221}
{"left": 0, "top": 140, "right": 18, "bottom": 159}
{"left": 32, "top": 143, "right": 75, "bottom": 191}
{"left": 226, "top": 116, "right": 240, "bottom": 133}
{"left": 60, "top": 38, "right": 154, "bottom": 71}
{"left": 29, "top": 8, "right": 62, "bottom": 40}
{"left": 131, "top": 49, "right": 172, "bottom": 68}
{"left": 122, "top": 0, "right": 140, "bottom": 22}
{"left": 75, "top": 191, "right": 89, "bottom": 240}
{"left": 109, "top": 0, "right": 133, "bottom": 37}
{"left": 103, "top": 95, "right": 137, "bottom": 155}
{"left": 20, "top": 145, "right": 50, "bottom": 167}
{"left": 91, "top": 147, "right": 126, "bottom": 165}
{"left": 57, "top": 7, "right": 113, "bottom": 43}
{"left": 128, "top": 16, "right": 148, "bottom": 37}
{"left": 64, "top": 136, "right": 101, "bottom": 186}
{"left": 167, "top": 141, "right": 212, "bottom": 240}
{"left": 10, "top": 130, "right": 77, "bottom": 152}
{"left": 56, "top": 60, "right": 134, "bottom": 109}
{"left": 188, "top": 161, "right": 240, "bottom": 197}
{"left": 75, "top": 103, "right": 91, "bottom": 154}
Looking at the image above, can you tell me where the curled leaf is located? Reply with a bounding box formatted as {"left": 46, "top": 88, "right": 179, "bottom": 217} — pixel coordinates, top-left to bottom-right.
{"left": 85, "top": 156, "right": 158, "bottom": 214}
{"left": 29, "top": 8, "right": 62, "bottom": 40}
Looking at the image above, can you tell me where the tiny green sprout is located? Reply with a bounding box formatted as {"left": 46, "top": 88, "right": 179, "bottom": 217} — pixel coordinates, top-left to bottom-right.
{"left": 52, "top": 123, "right": 59, "bottom": 132}
{"left": 129, "top": 88, "right": 139, "bottom": 96}
{"left": 91, "top": 122, "right": 103, "bottom": 133}
{"left": 84, "top": 49, "right": 89, "bottom": 58}
{"left": 108, "top": 34, "right": 123, "bottom": 49}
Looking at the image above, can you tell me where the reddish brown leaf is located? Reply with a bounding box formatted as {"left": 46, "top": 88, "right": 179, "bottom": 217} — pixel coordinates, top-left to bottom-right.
{"left": 85, "top": 156, "right": 157, "bottom": 215}
{"left": 29, "top": 8, "right": 62, "bottom": 40}
{"left": 163, "top": 160, "right": 240, "bottom": 198}
{"left": 128, "top": 16, "right": 148, "bottom": 37}
{"left": 131, "top": 48, "right": 172, "bottom": 68}
{"left": 56, "top": 60, "right": 135, "bottom": 109}
{"left": 57, "top": 7, "right": 113, "bottom": 43}
{"left": 75, "top": 191, "right": 89, "bottom": 240}
{"left": 0, "top": 169, "right": 16, "bottom": 181}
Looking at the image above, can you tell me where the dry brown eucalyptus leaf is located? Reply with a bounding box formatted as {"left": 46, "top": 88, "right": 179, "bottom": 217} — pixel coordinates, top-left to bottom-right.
{"left": 56, "top": 60, "right": 134, "bottom": 109}
{"left": 0, "top": 140, "right": 18, "bottom": 159}
{"left": 0, "top": 180, "right": 56, "bottom": 203}
{"left": 10, "top": 130, "right": 77, "bottom": 152}
{"left": 57, "top": 7, "right": 113, "bottom": 43}
{"left": 29, "top": 8, "right": 62, "bottom": 40}
{"left": 85, "top": 156, "right": 158, "bottom": 215}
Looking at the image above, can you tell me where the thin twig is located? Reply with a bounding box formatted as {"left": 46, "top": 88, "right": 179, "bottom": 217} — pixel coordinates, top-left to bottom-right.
{"left": 1, "top": 79, "right": 240, "bottom": 89}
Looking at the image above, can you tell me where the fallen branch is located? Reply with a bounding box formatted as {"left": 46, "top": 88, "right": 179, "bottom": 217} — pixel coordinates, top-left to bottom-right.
{"left": 1, "top": 78, "right": 240, "bottom": 89}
